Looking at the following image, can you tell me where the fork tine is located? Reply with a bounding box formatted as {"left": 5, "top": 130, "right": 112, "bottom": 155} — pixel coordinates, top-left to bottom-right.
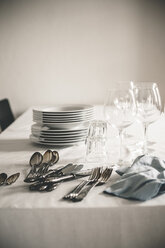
{"left": 91, "top": 168, "right": 97, "bottom": 179}
{"left": 97, "top": 167, "right": 112, "bottom": 184}
{"left": 100, "top": 168, "right": 108, "bottom": 181}
{"left": 96, "top": 167, "right": 102, "bottom": 180}
{"left": 103, "top": 168, "right": 112, "bottom": 182}
{"left": 71, "top": 167, "right": 112, "bottom": 202}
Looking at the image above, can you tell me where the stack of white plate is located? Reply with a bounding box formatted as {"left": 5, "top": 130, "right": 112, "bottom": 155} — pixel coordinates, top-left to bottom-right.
{"left": 30, "top": 104, "right": 94, "bottom": 147}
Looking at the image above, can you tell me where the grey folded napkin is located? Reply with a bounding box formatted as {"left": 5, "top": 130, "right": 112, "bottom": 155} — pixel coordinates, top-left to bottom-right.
{"left": 104, "top": 155, "right": 165, "bottom": 201}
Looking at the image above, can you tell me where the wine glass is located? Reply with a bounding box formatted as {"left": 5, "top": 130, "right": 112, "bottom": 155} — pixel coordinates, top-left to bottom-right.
{"left": 132, "top": 82, "right": 162, "bottom": 154}
{"left": 104, "top": 87, "right": 137, "bottom": 166}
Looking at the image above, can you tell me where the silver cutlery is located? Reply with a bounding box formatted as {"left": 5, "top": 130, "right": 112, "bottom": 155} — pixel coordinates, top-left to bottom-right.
{"left": 72, "top": 167, "right": 113, "bottom": 202}
{"left": 37, "top": 150, "right": 59, "bottom": 178}
{"left": 56, "top": 163, "right": 78, "bottom": 176}
{"left": 37, "top": 150, "right": 53, "bottom": 174}
{"left": 42, "top": 163, "right": 81, "bottom": 179}
{"left": 41, "top": 150, "right": 59, "bottom": 172}
{"left": 38, "top": 184, "right": 50, "bottom": 192}
{"left": 45, "top": 182, "right": 60, "bottom": 192}
{"left": 29, "top": 181, "right": 44, "bottom": 191}
{"left": 30, "top": 152, "right": 43, "bottom": 172}
{"left": 0, "top": 172, "right": 20, "bottom": 186}
{"left": 6, "top": 173, "right": 20, "bottom": 185}
{"left": 25, "top": 150, "right": 59, "bottom": 182}
{"left": 44, "top": 169, "right": 91, "bottom": 192}
{"left": 52, "top": 150, "right": 59, "bottom": 164}
{"left": 64, "top": 167, "right": 101, "bottom": 199}
{"left": 41, "top": 150, "right": 59, "bottom": 174}
{"left": 43, "top": 164, "right": 84, "bottom": 183}
{"left": 42, "top": 163, "right": 76, "bottom": 181}
{"left": 0, "top": 173, "right": 7, "bottom": 186}
{"left": 24, "top": 152, "right": 43, "bottom": 182}
{"left": 52, "top": 163, "right": 75, "bottom": 176}
{"left": 29, "top": 169, "right": 91, "bottom": 192}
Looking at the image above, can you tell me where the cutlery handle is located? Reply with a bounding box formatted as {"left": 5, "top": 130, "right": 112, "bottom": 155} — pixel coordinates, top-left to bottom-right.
{"left": 46, "top": 182, "right": 60, "bottom": 192}
{"left": 45, "top": 174, "right": 74, "bottom": 183}
{"left": 64, "top": 180, "right": 89, "bottom": 199}
{"left": 73, "top": 181, "right": 98, "bottom": 201}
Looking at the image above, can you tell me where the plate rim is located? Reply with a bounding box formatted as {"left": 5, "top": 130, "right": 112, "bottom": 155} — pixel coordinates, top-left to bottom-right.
{"left": 33, "top": 104, "right": 94, "bottom": 114}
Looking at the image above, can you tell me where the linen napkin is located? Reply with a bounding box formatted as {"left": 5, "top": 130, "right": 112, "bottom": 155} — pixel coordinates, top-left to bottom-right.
{"left": 104, "top": 155, "right": 165, "bottom": 201}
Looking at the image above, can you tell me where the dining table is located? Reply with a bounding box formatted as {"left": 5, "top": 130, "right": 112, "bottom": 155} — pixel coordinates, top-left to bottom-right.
{"left": 0, "top": 105, "right": 165, "bottom": 248}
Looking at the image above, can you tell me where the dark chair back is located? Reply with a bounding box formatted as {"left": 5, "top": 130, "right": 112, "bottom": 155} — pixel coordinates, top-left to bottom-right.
{"left": 0, "top": 99, "right": 15, "bottom": 132}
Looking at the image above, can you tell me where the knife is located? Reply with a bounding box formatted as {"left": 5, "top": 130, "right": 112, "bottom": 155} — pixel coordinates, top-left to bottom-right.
{"left": 41, "top": 163, "right": 83, "bottom": 179}
{"left": 44, "top": 169, "right": 92, "bottom": 184}
{"left": 58, "top": 163, "right": 78, "bottom": 176}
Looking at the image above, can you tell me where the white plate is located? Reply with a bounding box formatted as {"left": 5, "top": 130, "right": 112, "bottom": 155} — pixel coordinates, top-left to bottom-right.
{"left": 31, "top": 130, "right": 88, "bottom": 137}
{"left": 31, "top": 124, "right": 88, "bottom": 133}
{"left": 32, "top": 135, "right": 87, "bottom": 141}
{"left": 33, "top": 109, "right": 94, "bottom": 118}
{"left": 33, "top": 112, "right": 94, "bottom": 120}
{"left": 30, "top": 135, "right": 85, "bottom": 147}
{"left": 32, "top": 121, "right": 90, "bottom": 129}
{"left": 33, "top": 112, "right": 94, "bottom": 119}
{"left": 31, "top": 128, "right": 88, "bottom": 138}
{"left": 31, "top": 135, "right": 85, "bottom": 142}
{"left": 33, "top": 105, "right": 94, "bottom": 114}
{"left": 33, "top": 113, "right": 94, "bottom": 121}
{"left": 33, "top": 117, "right": 93, "bottom": 124}
{"left": 31, "top": 131, "right": 88, "bottom": 137}
{"left": 33, "top": 112, "right": 93, "bottom": 119}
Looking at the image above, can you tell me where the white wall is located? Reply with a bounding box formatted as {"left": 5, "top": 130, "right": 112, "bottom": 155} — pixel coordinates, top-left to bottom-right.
{"left": 0, "top": 0, "right": 165, "bottom": 116}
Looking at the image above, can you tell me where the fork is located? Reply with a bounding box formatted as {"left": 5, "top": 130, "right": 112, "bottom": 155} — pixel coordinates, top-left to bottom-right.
{"left": 64, "top": 167, "right": 101, "bottom": 199}
{"left": 72, "top": 167, "right": 113, "bottom": 202}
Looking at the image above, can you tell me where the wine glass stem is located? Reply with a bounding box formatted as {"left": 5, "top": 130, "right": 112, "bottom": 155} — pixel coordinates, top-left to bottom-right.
{"left": 119, "top": 129, "right": 124, "bottom": 163}
{"left": 143, "top": 123, "right": 148, "bottom": 154}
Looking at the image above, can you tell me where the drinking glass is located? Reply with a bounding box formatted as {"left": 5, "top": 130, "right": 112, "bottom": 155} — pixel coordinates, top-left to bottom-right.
{"left": 132, "top": 82, "right": 162, "bottom": 154}
{"left": 85, "top": 120, "right": 107, "bottom": 163}
{"left": 104, "top": 87, "right": 137, "bottom": 165}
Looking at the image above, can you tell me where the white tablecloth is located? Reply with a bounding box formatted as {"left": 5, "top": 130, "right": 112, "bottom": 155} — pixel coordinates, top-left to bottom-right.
{"left": 0, "top": 107, "right": 165, "bottom": 248}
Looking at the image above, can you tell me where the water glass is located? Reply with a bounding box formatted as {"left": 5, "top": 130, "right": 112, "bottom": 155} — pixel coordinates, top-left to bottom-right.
{"left": 85, "top": 120, "right": 107, "bottom": 163}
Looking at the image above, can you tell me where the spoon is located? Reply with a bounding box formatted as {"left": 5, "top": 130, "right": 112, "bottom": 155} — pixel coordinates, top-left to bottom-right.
{"left": 52, "top": 150, "right": 59, "bottom": 164}
{"left": 46, "top": 182, "right": 59, "bottom": 192}
{"left": 6, "top": 173, "right": 20, "bottom": 185}
{"left": 43, "top": 150, "right": 59, "bottom": 170}
{"left": 37, "top": 150, "right": 53, "bottom": 174}
{"left": 0, "top": 173, "right": 8, "bottom": 186}
{"left": 38, "top": 150, "right": 59, "bottom": 175}
{"left": 24, "top": 152, "right": 43, "bottom": 182}
{"left": 30, "top": 152, "right": 43, "bottom": 171}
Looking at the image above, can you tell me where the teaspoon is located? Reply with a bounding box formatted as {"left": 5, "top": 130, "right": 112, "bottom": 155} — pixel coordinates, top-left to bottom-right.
{"left": 0, "top": 173, "right": 7, "bottom": 186}
{"left": 38, "top": 150, "right": 53, "bottom": 174}
{"left": 38, "top": 150, "right": 59, "bottom": 175}
{"left": 24, "top": 152, "right": 43, "bottom": 182}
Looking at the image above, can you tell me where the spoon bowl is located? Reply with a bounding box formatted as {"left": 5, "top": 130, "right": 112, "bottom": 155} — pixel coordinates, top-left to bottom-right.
{"left": 40, "top": 150, "right": 54, "bottom": 173}
{"left": 40, "top": 150, "right": 59, "bottom": 173}
{"left": 42, "top": 150, "right": 53, "bottom": 164}
{"left": 52, "top": 151, "right": 59, "bottom": 165}
{"left": 0, "top": 173, "right": 8, "bottom": 186}
{"left": 24, "top": 152, "right": 43, "bottom": 182}
{"left": 30, "top": 152, "right": 43, "bottom": 168}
